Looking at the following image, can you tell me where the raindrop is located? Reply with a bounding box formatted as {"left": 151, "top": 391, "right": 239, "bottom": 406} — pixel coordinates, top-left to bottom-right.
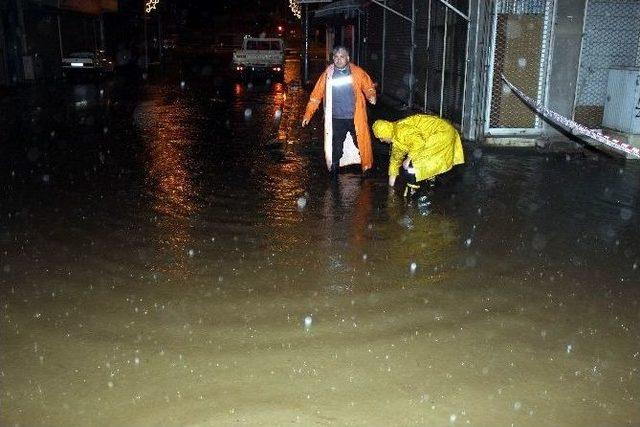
{"left": 103, "top": 126, "right": 109, "bottom": 134}
{"left": 187, "top": 249, "right": 195, "bottom": 257}
{"left": 180, "top": 80, "right": 186, "bottom": 89}
{"left": 134, "top": 357, "right": 140, "bottom": 365}
{"left": 142, "top": 72, "right": 148, "bottom": 80}
{"left": 296, "top": 196, "right": 307, "bottom": 210}
{"left": 304, "top": 315, "right": 312, "bottom": 329}
{"left": 517, "top": 58, "right": 527, "bottom": 68}
{"left": 566, "top": 344, "right": 572, "bottom": 354}
{"left": 514, "top": 401, "right": 522, "bottom": 411}
{"left": 620, "top": 207, "right": 632, "bottom": 221}
{"left": 464, "top": 255, "right": 477, "bottom": 268}
{"left": 473, "top": 148, "right": 483, "bottom": 159}
{"left": 244, "top": 108, "right": 253, "bottom": 119}
{"left": 108, "top": 381, "right": 114, "bottom": 388}
{"left": 50, "top": 130, "right": 56, "bottom": 138}
{"left": 42, "top": 174, "right": 50, "bottom": 183}
{"left": 99, "top": 89, "right": 104, "bottom": 97}
{"left": 449, "top": 414, "right": 457, "bottom": 424}
{"left": 362, "top": 254, "right": 367, "bottom": 261}
{"left": 247, "top": 82, "right": 254, "bottom": 90}
{"left": 274, "top": 109, "right": 282, "bottom": 120}
{"left": 464, "top": 238, "right": 472, "bottom": 248}
{"left": 532, "top": 234, "right": 547, "bottom": 251}
{"left": 409, "top": 262, "right": 417, "bottom": 275}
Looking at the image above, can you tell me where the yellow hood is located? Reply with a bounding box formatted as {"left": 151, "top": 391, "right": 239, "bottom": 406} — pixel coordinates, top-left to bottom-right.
{"left": 372, "top": 120, "right": 394, "bottom": 140}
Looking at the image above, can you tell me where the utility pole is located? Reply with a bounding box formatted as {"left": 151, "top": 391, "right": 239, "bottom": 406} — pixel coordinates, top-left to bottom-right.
{"left": 303, "top": 3, "right": 308, "bottom": 84}
{"left": 144, "top": 0, "right": 160, "bottom": 70}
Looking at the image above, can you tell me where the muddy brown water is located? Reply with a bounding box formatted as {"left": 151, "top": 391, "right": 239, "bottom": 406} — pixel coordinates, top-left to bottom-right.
{"left": 1, "top": 59, "right": 639, "bottom": 426}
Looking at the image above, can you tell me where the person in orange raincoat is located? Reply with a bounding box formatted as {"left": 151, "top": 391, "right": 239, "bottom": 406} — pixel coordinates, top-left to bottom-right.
{"left": 301, "top": 46, "right": 377, "bottom": 177}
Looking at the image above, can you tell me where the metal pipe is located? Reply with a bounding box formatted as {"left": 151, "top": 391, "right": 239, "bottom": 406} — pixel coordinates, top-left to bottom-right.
{"left": 381, "top": 0, "right": 386, "bottom": 94}
{"left": 436, "top": 0, "right": 470, "bottom": 22}
{"left": 99, "top": 14, "right": 105, "bottom": 51}
{"left": 408, "top": 0, "right": 415, "bottom": 108}
{"left": 484, "top": 1, "right": 498, "bottom": 134}
{"left": 144, "top": 13, "right": 148, "bottom": 70}
{"left": 439, "top": 8, "right": 448, "bottom": 117}
{"left": 303, "top": 3, "right": 309, "bottom": 84}
{"left": 423, "top": 0, "right": 432, "bottom": 112}
{"left": 371, "top": 0, "right": 413, "bottom": 23}
{"left": 158, "top": 8, "right": 163, "bottom": 62}
{"left": 460, "top": 0, "right": 471, "bottom": 130}
{"left": 57, "top": 14, "right": 64, "bottom": 60}
{"left": 357, "top": 10, "right": 361, "bottom": 64}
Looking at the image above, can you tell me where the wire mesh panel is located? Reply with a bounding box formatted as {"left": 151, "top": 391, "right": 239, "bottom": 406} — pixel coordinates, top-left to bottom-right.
{"left": 423, "top": 2, "right": 446, "bottom": 114}
{"left": 382, "top": 0, "right": 413, "bottom": 105}
{"left": 440, "top": 1, "right": 469, "bottom": 122}
{"left": 362, "top": 3, "right": 384, "bottom": 87}
{"left": 575, "top": 0, "right": 640, "bottom": 128}
{"left": 413, "top": 0, "right": 431, "bottom": 112}
{"left": 487, "top": 0, "right": 551, "bottom": 130}
{"left": 471, "top": 0, "right": 496, "bottom": 139}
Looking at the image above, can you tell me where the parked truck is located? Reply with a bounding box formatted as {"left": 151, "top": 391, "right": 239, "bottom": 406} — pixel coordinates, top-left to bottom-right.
{"left": 232, "top": 36, "right": 285, "bottom": 82}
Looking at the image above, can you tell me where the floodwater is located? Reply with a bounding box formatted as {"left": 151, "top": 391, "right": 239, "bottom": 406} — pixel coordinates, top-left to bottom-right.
{"left": 1, "top": 58, "right": 639, "bottom": 426}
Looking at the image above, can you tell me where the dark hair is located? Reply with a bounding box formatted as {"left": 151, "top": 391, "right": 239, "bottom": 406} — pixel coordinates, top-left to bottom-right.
{"left": 332, "top": 45, "right": 350, "bottom": 56}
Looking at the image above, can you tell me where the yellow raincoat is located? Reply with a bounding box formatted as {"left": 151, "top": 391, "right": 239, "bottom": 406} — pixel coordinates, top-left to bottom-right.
{"left": 372, "top": 114, "right": 464, "bottom": 182}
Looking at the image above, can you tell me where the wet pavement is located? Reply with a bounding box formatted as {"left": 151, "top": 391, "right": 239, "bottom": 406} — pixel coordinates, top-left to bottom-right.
{"left": 1, "top": 57, "right": 639, "bottom": 426}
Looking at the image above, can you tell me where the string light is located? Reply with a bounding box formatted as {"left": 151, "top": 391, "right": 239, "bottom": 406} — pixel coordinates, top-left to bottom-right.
{"left": 289, "top": 0, "right": 301, "bottom": 19}
{"left": 145, "top": 0, "right": 159, "bottom": 13}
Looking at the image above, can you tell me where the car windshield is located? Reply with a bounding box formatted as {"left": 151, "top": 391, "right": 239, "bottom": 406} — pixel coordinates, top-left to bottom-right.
{"left": 246, "top": 40, "right": 281, "bottom": 50}
{"left": 68, "top": 52, "right": 95, "bottom": 58}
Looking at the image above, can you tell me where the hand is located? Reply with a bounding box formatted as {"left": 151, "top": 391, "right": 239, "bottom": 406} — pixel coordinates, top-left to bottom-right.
{"left": 369, "top": 97, "right": 376, "bottom": 105}
{"left": 388, "top": 175, "right": 396, "bottom": 187}
{"left": 301, "top": 118, "right": 309, "bottom": 127}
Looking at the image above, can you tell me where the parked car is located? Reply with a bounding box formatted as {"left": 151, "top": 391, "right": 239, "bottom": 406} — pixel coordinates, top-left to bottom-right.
{"left": 62, "top": 50, "right": 115, "bottom": 77}
{"left": 232, "top": 36, "right": 285, "bottom": 82}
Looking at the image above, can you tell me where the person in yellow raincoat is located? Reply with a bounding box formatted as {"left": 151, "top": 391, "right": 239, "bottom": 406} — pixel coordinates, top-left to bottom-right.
{"left": 301, "top": 46, "right": 377, "bottom": 177}
{"left": 372, "top": 114, "right": 464, "bottom": 192}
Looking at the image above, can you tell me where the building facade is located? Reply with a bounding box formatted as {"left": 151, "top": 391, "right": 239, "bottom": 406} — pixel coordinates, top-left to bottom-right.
{"left": 316, "top": 0, "right": 640, "bottom": 144}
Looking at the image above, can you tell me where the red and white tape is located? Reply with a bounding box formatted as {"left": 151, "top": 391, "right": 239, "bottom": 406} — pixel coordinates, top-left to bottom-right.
{"left": 501, "top": 75, "right": 640, "bottom": 160}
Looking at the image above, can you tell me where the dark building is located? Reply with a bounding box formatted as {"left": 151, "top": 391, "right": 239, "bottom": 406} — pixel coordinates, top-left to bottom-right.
{"left": 0, "top": 0, "right": 118, "bottom": 85}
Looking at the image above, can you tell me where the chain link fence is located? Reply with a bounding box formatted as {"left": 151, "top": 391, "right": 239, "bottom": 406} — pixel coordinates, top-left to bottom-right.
{"left": 575, "top": 0, "right": 640, "bottom": 128}
{"left": 487, "top": 0, "right": 550, "bottom": 130}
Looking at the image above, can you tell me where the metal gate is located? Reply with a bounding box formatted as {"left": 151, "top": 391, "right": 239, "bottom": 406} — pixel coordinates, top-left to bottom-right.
{"left": 361, "top": 0, "right": 470, "bottom": 125}
{"left": 484, "top": 0, "right": 554, "bottom": 136}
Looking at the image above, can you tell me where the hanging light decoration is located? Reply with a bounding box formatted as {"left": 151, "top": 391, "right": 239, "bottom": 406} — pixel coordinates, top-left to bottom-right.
{"left": 145, "top": 0, "right": 159, "bottom": 13}
{"left": 289, "top": 0, "right": 301, "bottom": 19}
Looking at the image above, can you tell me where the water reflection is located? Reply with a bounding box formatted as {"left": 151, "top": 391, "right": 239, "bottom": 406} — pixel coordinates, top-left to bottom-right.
{"left": 380, "top": 189, "right": 461, "bottom": 276}
{"left": 136, "top": 86, "right": 201, "bottom": 277}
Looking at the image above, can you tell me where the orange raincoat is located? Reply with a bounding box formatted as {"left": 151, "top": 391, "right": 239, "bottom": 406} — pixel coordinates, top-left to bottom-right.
{"left": 303, "top": 64, "right": 376, "bottom": 171}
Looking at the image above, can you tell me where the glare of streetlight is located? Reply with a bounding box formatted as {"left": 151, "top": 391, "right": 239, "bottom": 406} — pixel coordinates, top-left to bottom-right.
{"left": 145, "top": 0, "right": 159, "bottom": 13}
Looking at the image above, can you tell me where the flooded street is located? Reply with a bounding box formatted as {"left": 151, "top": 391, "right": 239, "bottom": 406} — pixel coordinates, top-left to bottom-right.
{"left": 1, "top": 58, "right": 639, "bottom": 426}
